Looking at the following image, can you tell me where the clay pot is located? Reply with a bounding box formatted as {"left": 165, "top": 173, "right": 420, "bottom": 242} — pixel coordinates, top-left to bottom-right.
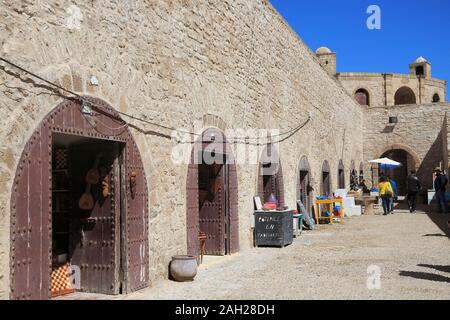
{"left": 169, "top": 255, "right": 198, "bottom": 282}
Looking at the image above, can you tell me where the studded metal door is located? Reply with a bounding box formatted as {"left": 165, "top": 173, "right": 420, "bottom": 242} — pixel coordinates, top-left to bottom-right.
{"left": 186, "top": 161, "right": 200, "bottom": 258}
{"left": 10, "top": 126, "right": 51, "bottom": 300}
{"left": 228, "top": 163, "right": 239, "bottom": 254}
{"left": 198, "top": 163, "right": 226, "bottom": 256}
{"left": 10, "top": 97, "right": 149, "bottom": 299}
{"left": 123, "top": 140, "right": 149, "bottom": 293}
{"left": 68, "top": 142, "right": 120, "bottom": 294}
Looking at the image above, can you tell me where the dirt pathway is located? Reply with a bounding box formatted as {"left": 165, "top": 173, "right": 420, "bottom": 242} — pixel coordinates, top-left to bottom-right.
{"left": 62, "top": 209, "right": 450, "bottom": 300}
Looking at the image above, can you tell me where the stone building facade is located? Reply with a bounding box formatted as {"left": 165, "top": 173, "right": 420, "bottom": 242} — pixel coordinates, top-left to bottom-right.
{"left": 0, "top": 0, "right": 365, "bottom": 299}
{"left": 316, "top": 48, "right": 447, "bottom": 107}
{"left": 0, "top": 0, "right": 448, "bottom": 300}
{"left": 316, "top": 47, "right": 449, "bottom": 194}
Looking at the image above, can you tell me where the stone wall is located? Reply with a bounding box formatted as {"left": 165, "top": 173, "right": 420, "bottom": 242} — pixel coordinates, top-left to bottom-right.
{"left": 363, "top": 103, "right": 450, "bottom": 190}
{"left": 337, "top": 73, "right": 446, "bottom": 107}
{"left": 0, "top": 0, "right": 365, "bottom": 298}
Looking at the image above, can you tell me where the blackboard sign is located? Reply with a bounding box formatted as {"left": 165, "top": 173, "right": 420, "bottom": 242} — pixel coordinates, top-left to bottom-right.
{"left": 254, "top": 210, "right": 293, "bottom": 247}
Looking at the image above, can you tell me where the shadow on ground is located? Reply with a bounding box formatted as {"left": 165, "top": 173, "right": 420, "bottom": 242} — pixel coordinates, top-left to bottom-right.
{"left": 394, "top": 199, "right": 450, "bottom": 238}
{"left": 399, "top": 271, "right": 450, "bottom": 283}
{"left": 400, "top": 263, "right": 450, "bottom": 283}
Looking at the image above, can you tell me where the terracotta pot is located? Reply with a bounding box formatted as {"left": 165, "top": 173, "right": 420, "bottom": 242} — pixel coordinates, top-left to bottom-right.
{"left": 170, "top": 255, "right": 198, "bottom": 282}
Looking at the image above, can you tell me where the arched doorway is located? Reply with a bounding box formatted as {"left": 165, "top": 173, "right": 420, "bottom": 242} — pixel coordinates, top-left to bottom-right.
{"left": 380, "top": 149, "right": 417, "bottom": 195}
{"left": 359, "top": 162, "right": 364, "bottom": 184}
{"left": 394, "top": 87, "right": 416, "bottom": 105}
{"left": 10, "top": 97, "right": 149, "bottom": 299}
{"left": 186, "top": 128, "right": 239, "bottom": 258}
{"left": 355, "top": 88, "right": 370, "bottom": 106}
{"left": 321, "top": 160, "right": 331, "bottom": 196}
{"left": 349, "top": 160, "right": 359, "bottom": 190}
{"left": 338, "top": 160, "right": 345, "bottom": 189}
{"left": 298, "top": 156, "right": 313, "bottom": 217}
{"left": 432, "top": 93, "right": 441, "bottom": 103}
{"left": 257, "top": 144, "right": 285, "bottom": 207}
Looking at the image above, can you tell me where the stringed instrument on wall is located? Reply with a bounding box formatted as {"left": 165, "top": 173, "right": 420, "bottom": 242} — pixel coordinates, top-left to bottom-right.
{"left": 78, "top": 153, "right": 103, "bottom": 211}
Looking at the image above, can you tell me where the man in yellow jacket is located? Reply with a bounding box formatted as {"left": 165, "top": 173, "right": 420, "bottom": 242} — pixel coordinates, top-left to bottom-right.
{"left": 379, "top": 176, "right": 394, "bottom": 215}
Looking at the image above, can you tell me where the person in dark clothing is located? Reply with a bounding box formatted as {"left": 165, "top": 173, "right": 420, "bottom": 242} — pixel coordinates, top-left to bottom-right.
{"left": 433, "top": 167, "right": 448, "bottom": 214}
{"left": 406, "top": 170, "right": 421, "bottom": 213}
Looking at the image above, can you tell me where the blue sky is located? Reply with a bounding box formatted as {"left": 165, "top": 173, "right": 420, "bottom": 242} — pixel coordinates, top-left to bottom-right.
{"left": 269, "top": 0, "right": 450, "bottom": 95}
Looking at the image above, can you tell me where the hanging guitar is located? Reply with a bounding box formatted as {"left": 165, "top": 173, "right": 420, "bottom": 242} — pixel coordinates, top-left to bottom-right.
{"left": 78, "top": 153, "right": 103, "bottom": 210}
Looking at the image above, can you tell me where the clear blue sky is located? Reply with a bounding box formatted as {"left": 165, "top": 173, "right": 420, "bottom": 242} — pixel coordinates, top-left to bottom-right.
{"left": 269, "top": 0, "right": 450, "bottom": 96}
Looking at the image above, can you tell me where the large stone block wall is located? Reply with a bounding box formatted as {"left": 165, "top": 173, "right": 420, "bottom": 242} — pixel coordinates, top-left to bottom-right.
{"left": 0, "top": 0, "right": 365, "bottom": 298}
{"left": 363, "top": 103, "right": 450, "bottom": 190}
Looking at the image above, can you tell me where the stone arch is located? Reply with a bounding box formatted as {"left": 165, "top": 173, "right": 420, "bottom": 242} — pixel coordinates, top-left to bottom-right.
{"left": 354, "top": 88, "right": 371, "bottom": 106}
{"left": 374, "top": 144, "right": 421, "bottom": 195}
{"left": 376, "top": 143, "right": 421, "bottom": 168}
{"left": 297, "top": 156, "right": 313, "bottom": 216}
{"left": 337, "top": 159, "right": 345, "bottom": 189}
{"left": 9, "top": 97, "right": 149, "bottom": 299}
{"left": 432, "top": 93, "right": 441, "bottom": 103}
{"left": 321, "top": 160, "right": 331, "bottom": 196}
{"left": 394, "top": 86, "right": 417, "bottom": 105}
{"left": 257, "top": 144, "right": 285, "bottom": 207}
{"left": 186, "top": 127, "right": 239, "bottom": 258}
{"left": 200, "top": 114, "right": 228, "bottom": 132}
{"left": 359, "top": 161, "right": 365, "bottom": 183}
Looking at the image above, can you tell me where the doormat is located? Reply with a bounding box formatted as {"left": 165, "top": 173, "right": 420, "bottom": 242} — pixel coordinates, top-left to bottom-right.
{"left": 51, "top": 263, "right": 75, "bottom": 297}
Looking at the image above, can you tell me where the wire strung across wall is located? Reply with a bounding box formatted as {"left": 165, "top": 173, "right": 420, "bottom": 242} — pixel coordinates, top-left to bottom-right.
{"left": 0, "top": 56, "right": 312, "bottom": 145}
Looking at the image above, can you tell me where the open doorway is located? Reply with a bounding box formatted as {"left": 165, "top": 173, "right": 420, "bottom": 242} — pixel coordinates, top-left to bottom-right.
{"left": 198, "top": 152, "right": 230, "bottom": 255}
{"left": 338, "top": 160, "right": 345, "bottom": 189}
{"left": 321, "top": 160, "right": 331, "bottom": 196}
{"left": 10, "top": 97, "right": 149, "bottom": 300}
{"left": 257, "top": 144, "right": 285, "bottom": 208}
{"left": 379, "top": 149, "right": 416, "bottom": 196}
{"left": 186, "top": 129, "right": 239, "bottom": 259}
{"left": 298, "top": 156, "right": 313, "bottom": 217}
{"left": 51, "top": 133, "right": 124, "bottom": 295}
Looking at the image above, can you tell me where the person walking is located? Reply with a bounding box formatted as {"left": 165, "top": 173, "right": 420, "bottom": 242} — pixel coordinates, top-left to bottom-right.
{"left": 433, "top": 167, "right": 448, "bottom": 214}
{"left": 406, "top": 170, "right": 421, "bottom": 213}
{"left": 388, "top": 176, "right": 398, "bottom": 214}
{"left": 378, "top": 176, "right": 394, "bottom": 216}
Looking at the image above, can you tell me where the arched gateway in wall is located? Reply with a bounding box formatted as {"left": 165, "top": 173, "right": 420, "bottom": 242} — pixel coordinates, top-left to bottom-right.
{"left": 257, "top": 144, "right": 285, "bottom": 207}
{"left": 10, "top": 97, "right": 149, "bottom": 299}
{"left": 186, "top": 128, "right": 239, "bottom": 257}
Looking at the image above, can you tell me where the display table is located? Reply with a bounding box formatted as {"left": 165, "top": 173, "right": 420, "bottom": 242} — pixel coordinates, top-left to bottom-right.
{"left": 254, "top": 210, "right": 293, "bottom": 247}
{"left": 314, "top": 199, "right": 344, "bottom": 224}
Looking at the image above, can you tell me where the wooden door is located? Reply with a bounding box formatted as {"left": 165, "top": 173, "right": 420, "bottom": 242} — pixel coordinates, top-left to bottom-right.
{"left": 69, "top": 142, "right": 121, "bottom": 294}
{"left": 198, "top": 162, "right": 226, "bottom": 256}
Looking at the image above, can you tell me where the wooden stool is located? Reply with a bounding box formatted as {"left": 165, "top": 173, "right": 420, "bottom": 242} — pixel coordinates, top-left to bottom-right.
{"left": 198, "top": 232, "right": 207, "bottom": 264}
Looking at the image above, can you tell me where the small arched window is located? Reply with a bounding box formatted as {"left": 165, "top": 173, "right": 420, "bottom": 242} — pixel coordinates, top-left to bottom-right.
{"left": 433, "top": 93, "right": 441, "bottom": 103}
{"left": 394, "top": 87, "right": 416, "bottom": 105}
{"left": 355, "top": 89, "right": 370, "bottom": 106}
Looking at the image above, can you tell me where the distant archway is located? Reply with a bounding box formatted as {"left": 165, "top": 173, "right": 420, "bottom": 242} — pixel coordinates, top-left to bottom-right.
{"left": 338, "top": 160, "right": 345, "bottom": 189}
{"left": 298, "top": 156, "right": 313, "bottom": 217}
{"left": 394, "top": 87, "right": 416, "bottom": 105}
{"left": 321, "top": 160, "right": 331, "bottom": 196}
{"left": 432, "top": 93, "right": 441, "bottom": 103}
{"left": 359, "top": 162, "right": 364, "bottom": 184}
{"left": 257, "top": 144, "right": 285, "bottom": 207}
{"left": 355, "top": 88, "right": 370, "bottom": 106}
{"left": 379, "top": 149, "right": 417, "bottom": 196}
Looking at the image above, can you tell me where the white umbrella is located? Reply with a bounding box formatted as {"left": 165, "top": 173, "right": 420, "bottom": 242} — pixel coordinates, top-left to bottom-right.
{"left": 368, "top": 157, "right": 402, "bottom": 167}
{"left": 368, "top": 158, "right": 402, "bottom": 186}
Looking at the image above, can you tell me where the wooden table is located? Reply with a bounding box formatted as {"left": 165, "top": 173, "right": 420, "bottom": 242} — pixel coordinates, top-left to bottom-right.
{"left": 314, "top": 199, "right": 344, "bottom": 225}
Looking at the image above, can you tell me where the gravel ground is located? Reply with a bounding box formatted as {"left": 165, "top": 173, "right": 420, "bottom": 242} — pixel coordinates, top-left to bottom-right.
{"left": 61, "top": 207, "right": 450, "bottom": 300}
